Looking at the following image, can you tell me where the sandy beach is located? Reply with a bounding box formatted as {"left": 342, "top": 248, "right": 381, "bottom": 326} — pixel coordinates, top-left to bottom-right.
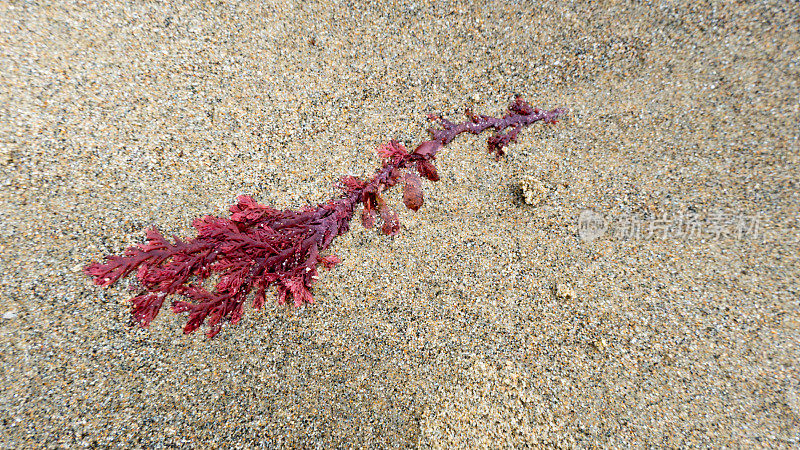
{"left": 1, "top": 0, "right": 799, "bottom": 447}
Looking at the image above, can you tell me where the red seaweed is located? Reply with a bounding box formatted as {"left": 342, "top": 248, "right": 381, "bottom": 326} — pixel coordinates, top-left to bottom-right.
{"left": 85, "top": 97, "right": 565, "bottom": 337}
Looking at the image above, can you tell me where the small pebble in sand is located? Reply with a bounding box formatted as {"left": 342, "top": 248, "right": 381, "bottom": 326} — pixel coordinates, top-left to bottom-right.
{"left": 519, "top": 175, "right": 548, "bottom": 206}
{"left": 591, "top": 338, "right": 608, "bottom": 352}
{"left": 554, "top": 283, "right": 575, "bottom": 301}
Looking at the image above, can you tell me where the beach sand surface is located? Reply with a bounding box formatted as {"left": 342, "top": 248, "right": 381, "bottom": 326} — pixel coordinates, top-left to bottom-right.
{"left": 1, "top": 0, "right": 799, "bottom": 447}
